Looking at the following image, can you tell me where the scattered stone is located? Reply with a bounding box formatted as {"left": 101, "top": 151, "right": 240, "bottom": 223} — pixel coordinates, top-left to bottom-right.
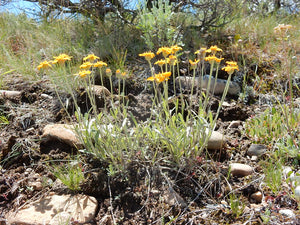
{"left": 228, "top": 120, "right": 241, "bottom": 129}
{"left": 230, "top": 163, "right": 253, "bottom": 177}
{"left": 279, "top": 209, "right": 296, "bottom": 219}
{"left": 89, "top": 85, "right": 111, "bottom": 97}
{"left": 28, "top": 181, "right": 43, "bottom": 191}
{"left": 207, "top": 131, "right": 225, "bottom": 150}
{"left": 0, "top": 90, "right": 21, "bottom": 99}
{"left": 7, "top": 194, "right": 98, "bottom": 225}
{"left": 282, "top": 166, "right": 293, "bottom": 179}
{"left": 40, "top": 93, "right": 53, "bottom": 99}
{"left": 251, "top": 156, "right": 258, "bottom": 161}
{"left": 247, "top": 144, "right": 267, "bottom": 157}
{"left": 163, "top": 188, "right": 187, "bottom": 208}
{"left": 294, "top": 186, "right": 300, "bottom": 201}
{"left": 42, "top": 124, "right": 83, "bottom": 148}
{"left": 176, "top": 76, "right": 240, "bottom": 95}
{"left": 250, "top": 191, "right": 262, "bottom": 203}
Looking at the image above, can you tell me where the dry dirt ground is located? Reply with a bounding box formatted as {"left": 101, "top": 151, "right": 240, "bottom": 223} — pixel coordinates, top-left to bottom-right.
{"left": 0, "top": 64, "right": 300, "bottom": 224}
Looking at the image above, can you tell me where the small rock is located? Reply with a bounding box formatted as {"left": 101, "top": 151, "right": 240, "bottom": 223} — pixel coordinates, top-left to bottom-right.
{"left": 42, "top": 124, "right": 83, "bottom": 148}
{"left": 28, "top": 181, "right": 43, "bottom": 191}
{"left": 247, "top": 144, "right": 267, "bottom": 156}
{"left": 207, "top": 131, "right": 225, "bottom": 150}
{"left": 41, "top": 93, "right": 53, "bottom": 99}
{"left": 228, "top": 120, "right": 241, "bottom": 129}
{"left": 294, "top": 186, "right": 300, "bottom": 201}
{"left": 7, "top": 194, "right": 98, "bottom": 224}
{"left": 0, "top": 90, "right": 21, "bottom": 99}
{"left": 89, "top": 85, "right": 111, "bottom": 97}
{"left": 282, "top": 166, "right": 293, "bottom": 179}
{"left": 251, "top": 156, "right": 258, "bottom": 161}
{"left": 250, "top": 191, "right": 262, "bottom": 203}
{"left": 163, "top": 188, "right": 187, "bottom": 208}
{"left": 230, "top": 163, "right": 253, "bottom": 177}
{"left": 279, "top": 209, "right": 296, "bottom": 219}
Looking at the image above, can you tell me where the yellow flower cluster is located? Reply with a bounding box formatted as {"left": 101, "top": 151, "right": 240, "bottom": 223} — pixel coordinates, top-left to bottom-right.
{"left": 52, "top": 54, "right": 72, "bottom": 64}
{"left": 222, "top": 61, "right": 239, "bottom": 75}
{"left": 76, "top": 54, "right": 108, "bottom": 78}
{"left": 204, "top": 45, "right": 224, "bottom": 65}
{"left": 139, "top": 52, "right": 155, "bottom": 61}
{"left": 37, "top": 61, "right": 52, "bottom": 70}
{"left": 139, "top": 45, "right": 182, "bottom": 67}
{"left": 37, "top": 53, "right": 72, "bottom": 70}
{"left": 147, "top": 71, "right": 171, "bottom": 83}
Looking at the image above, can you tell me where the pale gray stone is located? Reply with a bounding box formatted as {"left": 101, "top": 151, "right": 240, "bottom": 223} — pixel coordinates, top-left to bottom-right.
{"left": 89, "top": 85, "right": 110, "bottom": 97}
{"left": 163, "top": 187, "right": 187, "bottom": 208}
{"left": 176, "top": 75, "right": 240, "bottom": 96}
{"left": 230, "top": 163, "right": 253, "bottom": 177}
{"left": 228, "top": 120, "right": 241, "bottom": 129}
{"left": 294, "top": 186, "right": 300, "bottom": 201}
{"left": 42, "top": 124, "right": 83, "bottom": 148}
{"left": 247, "top": 144, "right": 267, "bottom": 156}
{"left": 207, "top": 131, "right": 225, "bottom": 150}
{"left": 279, "top": 209, "right": 296, "bottom": 219}
{"left": 0, "top": 90, "right": 21, "bottom": 99}
{"left": 7, "top": 194, "right": 98, "bottom": 225}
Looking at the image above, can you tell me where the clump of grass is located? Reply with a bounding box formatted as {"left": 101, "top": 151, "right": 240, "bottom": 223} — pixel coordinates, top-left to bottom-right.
{"left": 49, "top": 159, "right": 85, "bottom": 191}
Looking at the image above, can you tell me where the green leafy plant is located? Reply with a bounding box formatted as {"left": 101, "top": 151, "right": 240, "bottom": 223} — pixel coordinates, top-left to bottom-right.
{"left": 245, "top": 107, "right": 299, "bottom": 145}
{"left": 262, "top": 160, "right": 283, "bottom": 195}
{"left": 50, "top": 160, "right": 85, "bottom": 191}
{"left": 136, "top": 0, "right": 184, "bottom": 49}
{"left": 229, "top": 193, "right": 245, "bottom": 218}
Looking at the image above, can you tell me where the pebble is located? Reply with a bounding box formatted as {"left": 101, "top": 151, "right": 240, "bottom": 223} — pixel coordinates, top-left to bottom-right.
{"left": 28, "top": 181, "right": 43, "bottom": 191}
{"left": 294, "top": 185, "right": 300, "bottom": 201}
{"left": 42, "top": 123, "right": 83, "bottom": 148}
{"left": 279, "top": 209, "right": 296, "bottom": 219}
{"left": 0, "top": 90, "right": 21, "bottom": 99}
{"left": 7, "top": 194, "right": 98, "bottom": 224}
{"left": 228, "top": 120, "right": 241, "bottom": 129}
{"left": 163, "top": 187, "right": 187, "bottom": 208}
{"left": 247, "top": 144, "right": 267, "bottom": 156}
{"left": 230, "top": 163, "right": 253, "bottom": 177}
{"left": 89, "top": 85, "right": 111, "bottom": 97}
{"left": 207, "top": 131, "right": 225, "bottom": 150}
{"left": 250, "top": 191, "right": 262, "bottom": 203}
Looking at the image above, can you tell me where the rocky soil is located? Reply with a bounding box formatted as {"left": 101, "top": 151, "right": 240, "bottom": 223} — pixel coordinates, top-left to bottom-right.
{"left": 0, "top": 65, "right": 300, "bottom": 224}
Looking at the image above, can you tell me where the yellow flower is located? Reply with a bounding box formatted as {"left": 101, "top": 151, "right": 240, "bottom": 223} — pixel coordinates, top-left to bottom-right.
{"left": 204, "top": 56, "right": 223, "bottom": 64}
{"left": 168, "top": 55, "right": 177, "bottom": 66}
{"left": 139, "top": 51, "right": 155, "bottom": 61}
{"left": 171, "top": 45, "right": 182, "bottom": 54}
{"left": 121, "top": 71, "right": 128, "bottom": 79}
{"left": 52, "top": 54, "right": 72, "bottom": 64}
{"left": 75, "top": 70, "right": 92, "bottom": 78}
{"left": 93, "top": 61, "right": 107, "bottom": 68}
{"left": 225, "top": 61, "right": 238, "bottom": 67}
{"left": 147, "top": 71, "right": 171, "bottom": 83}
{"left": 106, "top": 68, "right": 112, "bottom": 76}
{"left": 189, "top": 59, "right": 200, "bottom": 69}
{"left": 83, "top": 54, "right": 100, "bottom": 62}
{"left": 37, "top": 61, "right": 52, "bottom": 70}
{"left": 157, "top": 47, "right": 172, "bottom": 58}
{"left": 116, "top": 69, "right": 122, "bottom": 78}
{"left": 206, "top": 45, "right": 222, "bottom": 55}
{"left": 79, "top": 61, "right": 93, "bottom": 69}
{"left": 222, "top": 61, "right": 239, "bottom": 75}
{"left": 154, "top": 59, "right": 166, "bottom": 67}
